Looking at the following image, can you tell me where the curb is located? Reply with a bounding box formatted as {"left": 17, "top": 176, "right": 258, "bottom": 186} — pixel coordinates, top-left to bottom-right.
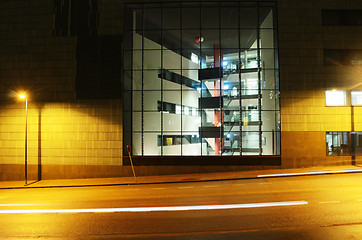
{"left": 1, "top": 168, "right": 362, "bottom": 190}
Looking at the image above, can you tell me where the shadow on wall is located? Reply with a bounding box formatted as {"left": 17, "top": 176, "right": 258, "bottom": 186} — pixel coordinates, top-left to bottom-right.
{"left": 27, "top": 103, "right": 43, "bottom": 182}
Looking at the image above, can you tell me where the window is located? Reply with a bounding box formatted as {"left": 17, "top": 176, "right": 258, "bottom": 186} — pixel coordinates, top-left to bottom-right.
{"left": 157, "top": 135, "right": 200, "bottom": 146}
{"left": 324, "top": 49, "right": 362, "bottom": 66}
{"left": 175, "top": 105, "right": 182, "bottom": 115}
{"left": 351, "top": 91, "right": 362, "bottom": 105}
{"left": 54, "top": 0, "right": 98, "bottom": 37}
{"left": 325, "top": 90, "right": 346, "bottom": 106}
{"left": 322, "top": 10, "right": 362, "bottom": 26}
{"left": 326, "top": 132, "right": 362, "bottom": 156}
{"left": 351, "top": 132, "right": 362, "bottom": 156}
{"left": 184, "top": 106, "right": 190, "bottom": 116}
{"left": 191, "top": 53, "right": 199, "bottom": 64}
{"left": 192, "top": 108, "right": 197, "bottom": 117}
{"left": 326, "top": 132, "right": 350, "bottom": 156}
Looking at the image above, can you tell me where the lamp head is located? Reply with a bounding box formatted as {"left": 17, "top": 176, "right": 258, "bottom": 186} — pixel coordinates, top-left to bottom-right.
{"left": 18, "top": 93, "right": 26, "bottom": 99}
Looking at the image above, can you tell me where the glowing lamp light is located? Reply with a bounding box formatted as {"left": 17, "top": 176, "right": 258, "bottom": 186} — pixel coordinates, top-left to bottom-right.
{"left": 195, "top": 36, "right": 204, "bottom": 43}
{"left": 223, "top": 85, "right": 229, "bottom": 90}
{"left": 222, "top": 61, "right": 228, "bottom": 66}
{"left": 18, "top": 94, "right": 26, "bottom": 99}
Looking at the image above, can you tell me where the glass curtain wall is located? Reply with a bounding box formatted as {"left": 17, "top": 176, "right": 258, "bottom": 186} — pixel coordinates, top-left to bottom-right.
{"left": 124, "top": 1, "right": 280, "bottom": 156}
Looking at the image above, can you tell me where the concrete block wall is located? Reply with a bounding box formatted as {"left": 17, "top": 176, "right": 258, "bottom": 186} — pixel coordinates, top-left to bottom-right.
{"left": 278, "top": 0, "right": 362, "bottom": 168}
{"left": 0, "top": 100, "right": 123, "bottom": 181}
{"left": 0, "top": 0, "right": 76, "bottom": 102}
{"left": 0, "top": 0, "right": 125, "bottom": 180}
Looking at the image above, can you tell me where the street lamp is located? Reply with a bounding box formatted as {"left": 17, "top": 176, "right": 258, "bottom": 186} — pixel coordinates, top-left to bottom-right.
{"left": 18, "top": 93, "right": 28, "bottom": 185}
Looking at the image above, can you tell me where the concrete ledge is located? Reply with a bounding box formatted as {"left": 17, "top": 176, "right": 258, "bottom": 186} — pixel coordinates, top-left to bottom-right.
{"left": 0, "top": 166, "right": 361, "bottom": 189}
{"left": 0, "top": 163, "right": 280, "bottom": 181}
{"left": 124, "top": 156, "right": 281, "bottom": 166}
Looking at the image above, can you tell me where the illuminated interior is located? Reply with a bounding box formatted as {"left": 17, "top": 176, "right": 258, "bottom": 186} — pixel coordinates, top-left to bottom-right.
{"left": 123, "top": 2, "right": 280, "bottom": 156}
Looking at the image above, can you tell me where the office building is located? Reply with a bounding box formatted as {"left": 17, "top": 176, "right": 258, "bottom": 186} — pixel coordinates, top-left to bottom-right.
{"left": 0, "top": 0, "right": 361, "bottom": 180}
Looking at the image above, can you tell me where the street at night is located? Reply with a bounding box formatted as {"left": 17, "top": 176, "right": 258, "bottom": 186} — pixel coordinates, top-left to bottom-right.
{"left": 0, "top": 172, "right": 361, "bottom": 239}
{"left": 1, "top": 1, "right": 362, "bottom": 239}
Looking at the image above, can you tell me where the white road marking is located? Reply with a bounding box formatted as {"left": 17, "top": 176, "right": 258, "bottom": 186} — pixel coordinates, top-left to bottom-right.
{"left": 318, "top": 201, "right": 340, "bottom": 204}
{"left": 0, "top": 204, "right": 42, "bottom": 206}
{"left": 0, "top": 201, "right": 308, "bottom": 214}
{"left": 203, "top": 185, "right": 219, "bottom": 188}
{"left": 178, "top": 186, "right": 194, "bottom": 189}
{"left": 233, "top": 183, "right": 246, "bottom": 186}
{"left": 258, "top": 169, "right": 362, "bottom": 178}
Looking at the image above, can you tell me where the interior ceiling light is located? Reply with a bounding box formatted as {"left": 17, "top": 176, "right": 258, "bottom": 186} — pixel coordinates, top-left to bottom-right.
{"left": 195, "top": 36, "right": 204, "bottom": 43}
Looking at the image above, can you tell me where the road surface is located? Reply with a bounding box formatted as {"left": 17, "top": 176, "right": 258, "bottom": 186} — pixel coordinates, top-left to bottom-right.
{"left": 0, "top": 173, "right": 361, "bottom": 239}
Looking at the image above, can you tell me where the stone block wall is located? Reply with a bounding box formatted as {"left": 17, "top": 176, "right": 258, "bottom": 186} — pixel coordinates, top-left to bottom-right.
{"left": 278, "top": 0, "right": 362, "bottom": 167}
{"left": 0, "top": 0, "right": 124, "bottom": 180}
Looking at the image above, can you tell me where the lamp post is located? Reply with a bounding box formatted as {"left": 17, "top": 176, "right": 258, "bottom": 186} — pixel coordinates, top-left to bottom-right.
{"left": 18, "top": 93, "right": 28, "bottom": 185}
{"left": 349, "top": 82, "right": 362, "bottom": 166}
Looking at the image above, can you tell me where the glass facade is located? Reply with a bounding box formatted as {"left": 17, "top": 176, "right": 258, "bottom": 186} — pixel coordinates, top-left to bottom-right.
{"left": 326, "top": 132, "right": 362, "bottom": 156}
{"left": 124, "top": 2, "right": 280, "bottom": 156}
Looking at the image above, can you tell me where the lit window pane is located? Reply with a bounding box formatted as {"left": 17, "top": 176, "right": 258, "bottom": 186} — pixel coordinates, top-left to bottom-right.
{"left": 176, "top": 105, "right": 182, "bottom": 115}
{"left": 351, "top": 91, "right": 362, "bottom": 105}
{"left": 325, "top": 90, "right": 346, "bottom": 106}
{"left": 184, "top": 106, "right": 189, "bottom": 115}
{"left": 192, "top": 108, "right": 197, "bottom": 116}
{"left": 326, "top": 132, "right": 350, "bottom": 156}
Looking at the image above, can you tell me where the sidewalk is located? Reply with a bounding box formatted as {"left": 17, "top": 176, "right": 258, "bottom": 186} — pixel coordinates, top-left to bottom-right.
{"left": 1, "top": 165, "right": 362, "bottom": 189}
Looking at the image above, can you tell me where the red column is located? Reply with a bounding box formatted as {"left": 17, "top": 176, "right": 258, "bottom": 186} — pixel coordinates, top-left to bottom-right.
{"left": 214, "top": 45, "right": 224, "bottom": 155}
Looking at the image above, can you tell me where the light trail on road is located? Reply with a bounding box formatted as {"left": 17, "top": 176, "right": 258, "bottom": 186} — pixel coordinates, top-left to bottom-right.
{"left": 257, "top": 169, "right": 362, "bottom": 178}
{"left": 0, "top": 204, "right": 43, "bottom": 206}
{"left": 0, "top": 201, "right": 308, "bottom": 214}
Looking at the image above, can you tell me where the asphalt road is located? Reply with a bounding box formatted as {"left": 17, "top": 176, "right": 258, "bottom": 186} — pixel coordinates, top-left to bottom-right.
{"left": 0, "top": 173, "right": 361, "bottom": 239}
